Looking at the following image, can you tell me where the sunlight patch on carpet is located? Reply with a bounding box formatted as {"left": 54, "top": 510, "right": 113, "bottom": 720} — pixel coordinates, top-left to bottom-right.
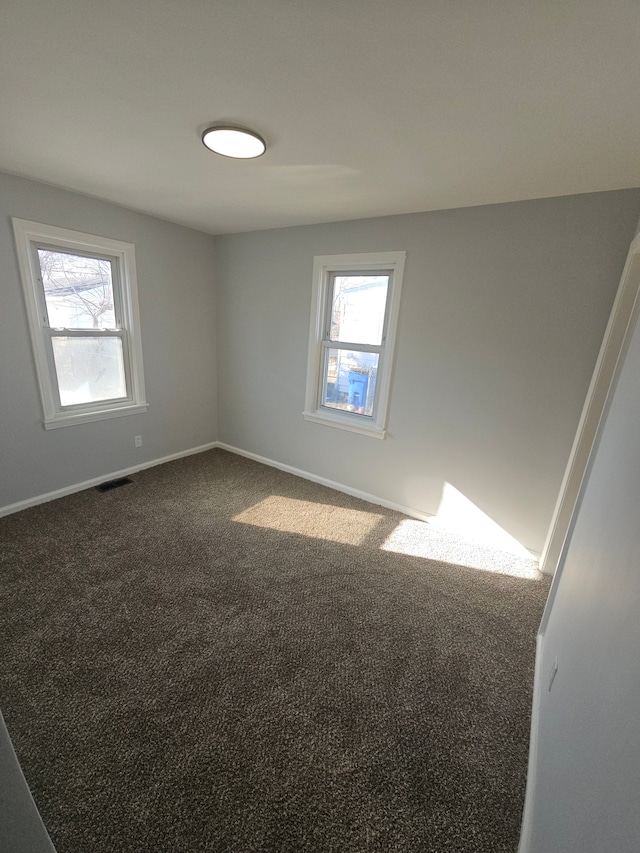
{"left": 382, "top": 519, "right": 541, "bottom": 579}
{"left": 233, "top": 496, "right": 384, "bottom": 545}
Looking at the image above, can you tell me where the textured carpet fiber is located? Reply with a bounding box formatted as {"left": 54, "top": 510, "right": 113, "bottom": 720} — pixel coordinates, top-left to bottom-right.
{"left": 0, "top": 449, "right": 549, "bottom": 852}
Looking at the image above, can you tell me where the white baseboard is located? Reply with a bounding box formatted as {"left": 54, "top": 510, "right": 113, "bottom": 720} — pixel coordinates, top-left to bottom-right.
{"left": 2, "top": 438, "right": 433, "bottom": 523}
{"left": 1, "top": 440, "right": 542, "bottom": 565}
{"left": 217, "top": 443, "right": 542, "bottom": 562}
{"left": 216, "top": 441, "right": 436, "bottom": 523}
{"left": 0, "top": 441, "right": 219, "bottom": 518}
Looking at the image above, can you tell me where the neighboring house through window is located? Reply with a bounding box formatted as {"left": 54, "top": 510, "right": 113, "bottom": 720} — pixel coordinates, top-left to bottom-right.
{"left": 304, "top": 251, "right": 405, "bottom": 438}
{"left": 12, "top": 219, "right": 147, "bottom": 429}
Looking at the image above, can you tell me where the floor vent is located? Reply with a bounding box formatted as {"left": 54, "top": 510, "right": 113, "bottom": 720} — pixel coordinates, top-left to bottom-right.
{"left": 95, "top": 477, "right": 134, "bottom": 493}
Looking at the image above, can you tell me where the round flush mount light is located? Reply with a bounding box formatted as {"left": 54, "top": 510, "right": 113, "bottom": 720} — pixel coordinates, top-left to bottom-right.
{"left": 201, "top": 125, "right": 266, "bottom": 159}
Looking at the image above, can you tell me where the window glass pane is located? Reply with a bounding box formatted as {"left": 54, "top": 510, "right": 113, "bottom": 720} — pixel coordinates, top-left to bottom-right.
{"left": 330, "top": 274, "right": 389, "bottom": 345}
{"left": 51, "top": 336, "right": 127, "bottom": 406}
{"left": 321, "top": 348, "right": 378, "bottom": 417}
{"left": 38, "top": 249, "right": 116, "bottom": 329}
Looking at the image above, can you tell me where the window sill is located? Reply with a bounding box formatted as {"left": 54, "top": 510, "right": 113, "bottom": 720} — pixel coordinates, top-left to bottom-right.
{"left": 303, "top": 410, "right": 386, "bottom": 439}
{"left": 43, "top": 402, "right": 148, "bottom": 430}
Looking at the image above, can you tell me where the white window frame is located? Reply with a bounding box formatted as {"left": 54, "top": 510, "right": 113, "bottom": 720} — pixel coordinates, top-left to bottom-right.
{"left": 12, "top": 218, "right": 148, "bottom": 430}
{"left": 304, "top": 251, "right": 405, "bottom": 439}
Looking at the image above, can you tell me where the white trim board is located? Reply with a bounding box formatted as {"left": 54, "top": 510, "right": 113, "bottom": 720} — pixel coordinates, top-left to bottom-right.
{"left": 0, "top": 442, "right": 218, "bottom": 518}
{"left": 2, "top": 439, "right": 541, "bottom": 562}
{"left": 0, "top": 438, "right": 431, "bottom": 523}
{"left": 217, "top": 443, "right": 541, "bottom": 561}
{"left": 519, "top": 234, "right": 640, "bottom": 851}
{"left": 517, "top": 631, "right": 545, "bottom": 853}
{"left": 216, "top": 442, "right": 435, "bottom": 523}
{"left": 540, "top": 232, "right": 640, "bottom": 576}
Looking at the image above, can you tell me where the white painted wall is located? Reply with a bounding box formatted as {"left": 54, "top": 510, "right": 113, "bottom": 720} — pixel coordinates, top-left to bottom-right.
{"left": 521, "top": 241, "right": 640, "bottom": 852}
{"left": 215, "top": 191, "right": 640, "bottom": 554}
{"left": 0, "top": 171, "right": 217, "bottom": 509}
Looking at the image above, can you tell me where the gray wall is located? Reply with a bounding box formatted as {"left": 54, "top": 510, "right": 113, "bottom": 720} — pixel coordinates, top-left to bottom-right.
{"left": 215, "top": 190, "right": 640, "bottom": 554}
{"left": 0, "top": 711, "right": 56, "bottom": 852}
{"left": 0, "top": 171, "right": 217, "bottom": 509}
{"left": 524, "top": 243, "right": 640, "bottom": 852}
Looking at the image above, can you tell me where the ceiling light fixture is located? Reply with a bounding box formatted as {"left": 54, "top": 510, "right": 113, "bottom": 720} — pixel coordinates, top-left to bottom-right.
{"left": 201, "top": 125, "right": 266, "bottom": 159}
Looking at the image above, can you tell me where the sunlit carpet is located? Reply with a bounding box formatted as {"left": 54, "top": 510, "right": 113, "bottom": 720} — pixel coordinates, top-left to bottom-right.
{"left": 0, "top": 449, "right": 550, "bottom": 852}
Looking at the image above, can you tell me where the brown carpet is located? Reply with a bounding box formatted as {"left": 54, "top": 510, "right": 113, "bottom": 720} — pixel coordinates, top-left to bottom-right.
{"left": 0, "top": 449, "right": 549, "bottom": 852}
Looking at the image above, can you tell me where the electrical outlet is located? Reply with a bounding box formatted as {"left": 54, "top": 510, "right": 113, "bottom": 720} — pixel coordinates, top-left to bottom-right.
{"left": 548, "top": 655, "right": 559, "bottom": 692}
{"left": 134, "top": 435, "right": 143, "bottom": 448}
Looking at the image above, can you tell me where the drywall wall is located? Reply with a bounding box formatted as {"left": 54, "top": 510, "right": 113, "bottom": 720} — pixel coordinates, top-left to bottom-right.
{"left": 523, "top": 246, "right": 640, "bottom": 852}
{"left": 0, "top": 711, "right": 56, "bottom": 852}
{"left": 0, "top": 171, "right": 217, "bottom": 509}
{"left": 215, "top": 190, "right": 640, "bottom": 554}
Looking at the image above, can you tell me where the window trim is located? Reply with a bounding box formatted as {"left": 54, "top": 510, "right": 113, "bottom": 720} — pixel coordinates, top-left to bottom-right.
{"left": 12, "top": 219, "right": 148, "bottom": 429}
{"left": 304, "top": 251, "right": 405, "bottom": 438}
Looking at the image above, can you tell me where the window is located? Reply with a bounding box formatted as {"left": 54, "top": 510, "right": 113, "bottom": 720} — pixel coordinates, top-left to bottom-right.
{"left": 12, "top": 219, "right": 147, "bottom": 429}
{"left": 304, "top": 252, "right": 405, "bottom": 438}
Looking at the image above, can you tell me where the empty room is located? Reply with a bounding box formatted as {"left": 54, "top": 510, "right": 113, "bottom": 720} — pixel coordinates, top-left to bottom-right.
{"left": 2, "top": 3, "right": 640, "bottom": 852}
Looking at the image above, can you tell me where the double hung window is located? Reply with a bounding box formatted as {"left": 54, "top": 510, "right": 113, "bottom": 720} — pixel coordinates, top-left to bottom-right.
{"left": 13, "top": 219, "right": 147, "bottom": 429}
{"left": 304, "top": 252, "right": 405, "bottom": 438}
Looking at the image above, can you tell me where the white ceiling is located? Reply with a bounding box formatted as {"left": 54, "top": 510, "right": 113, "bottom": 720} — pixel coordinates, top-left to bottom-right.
{"left": 1, "top": 1, "right": 639, "bottom": 235}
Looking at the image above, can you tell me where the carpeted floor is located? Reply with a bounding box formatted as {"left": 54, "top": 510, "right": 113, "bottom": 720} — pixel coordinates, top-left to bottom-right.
{"left": 0, "top": 449, "right": 549, "bottom": 852}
